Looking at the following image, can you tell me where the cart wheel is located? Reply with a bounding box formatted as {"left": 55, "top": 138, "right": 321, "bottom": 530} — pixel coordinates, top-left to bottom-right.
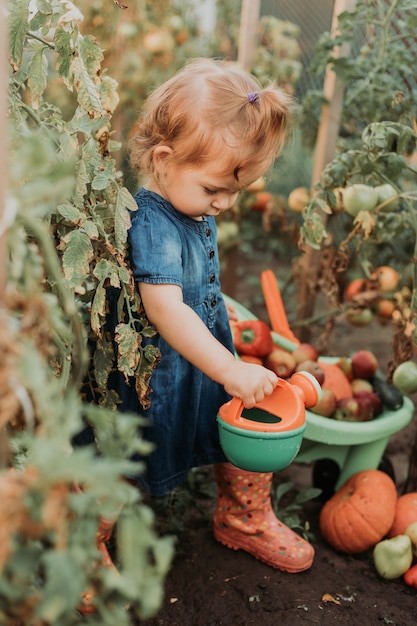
{"left": 313, "top": 459, "right": 340, "bottom": 502}
{"left": 378, "top": 456, "right": 396, "bottom": 483}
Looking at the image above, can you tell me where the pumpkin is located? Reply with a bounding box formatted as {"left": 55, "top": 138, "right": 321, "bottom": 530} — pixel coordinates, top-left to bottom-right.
{"left": 318, "top": 360, "right": 353, "bottom": 401}
{"left": 319, "top": 469, "right": 397, "bottom": 554}
{"left": 387, "top": 492, "right": 417, "bottom": 538}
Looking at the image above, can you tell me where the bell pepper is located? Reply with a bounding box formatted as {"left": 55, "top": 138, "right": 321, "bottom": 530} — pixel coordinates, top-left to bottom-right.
{"left": 405, "top": 521, "right": 417, "bottom": 559}
{"left": 232, "top": 320, "right": 273, "bottom": 357}
{"left": 404, "top": 563, "right": 417, "bottom": 588}
{"left": 373, "top": 535, "right": 413, "bottom": 580}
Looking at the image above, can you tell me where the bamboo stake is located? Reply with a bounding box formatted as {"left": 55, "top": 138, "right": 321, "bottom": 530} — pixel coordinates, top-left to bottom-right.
{"left": 237, "top": 0, "right": 261, "bottom": 70}
{"left": 223, "top": 0, "right": 261, "bottom": 297}
{"left": 295, "top": 0, "right": 357, "bottom": 342}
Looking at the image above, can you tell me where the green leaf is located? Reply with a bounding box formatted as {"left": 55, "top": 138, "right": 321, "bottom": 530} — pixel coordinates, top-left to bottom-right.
{"left": 81, "top": 136, "right": 103, "bottom": 177}
{"left": 115, "top": 187, "right": 136, "bottom": 252}
{"left": 36, "top": 552, "right": 84, "bottom": 621}
{"left": 117, "top": 508, "right": 175, "bottom": 618}
{"left": 100, "top": 75, "right": 120, "bottom": 115}
{"left": 54, "top": 27, "right": 72, "bottom": 80}
{"left": 57, "top": 202, "right": 83, "bottom": 223}
{"left": 94, "top": 335, "right": 115, "bottom": 390}
{"left": 82, "top": 218, "right": 99, "bottom": 239}
{"left": 61, "top": 229, "right": 94, "bottom": 281}
{"left": 115, "top": 323, "right": 140, "bottom": 377}
{"left": 29, "top": 1, "right": 52, "bottom": 32}
{"left": 118, "top": 265, "right": 131, "bottom": 285}
{"left": 94, "top": 258, "right": 121, "bottom": 287}
{"left": 69, "top": 110, "right": 109, "bottom": 135}
{"left": 294, "top": 487, "right": 322, "bottom": 504}
{"left": 74, "top": 159, "right": 90, "bottom": 207}
{"left": 92, "top": 160, "right": 116, "bottom": 191}
{"left": 70, "top": 56, "right": 104, "bottom": 118}
{"left": 79, "top": 34, "right": 104, "bottom": 78}
{"left": 27, "top": 43, "right": 48, "bottom": 109}
{"left": 8, "top": 0, "right": 30, "bottom": 68}
{"left": 274, "top": 481, "right": 294, "bottom": 504}
{"left": 91, "top": 282, "right": 107, "bottom": 335}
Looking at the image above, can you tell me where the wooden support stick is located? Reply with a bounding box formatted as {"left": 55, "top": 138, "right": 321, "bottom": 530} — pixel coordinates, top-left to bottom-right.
{"left": 296, "top": 0, "right": 357, "bottom": 342}
{"left": 238, "top": 0, "right": 261, "bottom": 70}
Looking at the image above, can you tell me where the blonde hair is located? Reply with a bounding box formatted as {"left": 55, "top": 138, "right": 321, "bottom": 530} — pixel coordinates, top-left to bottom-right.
{"left": 130, "top": 58, "right": 293, "bottom": 182}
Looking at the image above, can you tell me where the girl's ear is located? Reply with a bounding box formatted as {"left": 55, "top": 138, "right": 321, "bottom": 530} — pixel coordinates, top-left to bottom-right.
{"left": 152, "top": 145, "right": 174, "bottom": 172}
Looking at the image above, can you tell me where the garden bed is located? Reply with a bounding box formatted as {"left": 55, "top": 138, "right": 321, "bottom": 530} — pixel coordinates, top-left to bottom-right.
{"left": 137, "top": 263, "right": 417, "bottom": 626}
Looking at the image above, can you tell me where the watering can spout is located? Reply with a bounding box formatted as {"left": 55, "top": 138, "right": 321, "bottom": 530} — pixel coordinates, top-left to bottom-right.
{"left": 290, "top": 371, "right": 323, "bottom": 409}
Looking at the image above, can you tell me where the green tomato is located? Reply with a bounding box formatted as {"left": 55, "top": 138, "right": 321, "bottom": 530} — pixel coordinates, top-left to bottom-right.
{"left": 392, "top": 360, "right": 417, "bottom": 394}
{"left": 345, "top": 307, "right": 373, "bottom": 327}
{"left": 342, "top": 184, "right": 378, "bottom": 216}
{"left": 375, "top": 184, "right": 399, "bottom": 211}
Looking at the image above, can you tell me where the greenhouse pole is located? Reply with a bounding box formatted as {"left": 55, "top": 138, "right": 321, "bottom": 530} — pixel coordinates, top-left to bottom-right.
{"left": 0, "top": 0, "right": 6, "bottom": 296}
{"left": 238, "top": 0, "right": 261, "bottom": 70}
{"left": 222, "top": 0, "right": 261, "bottom": 297}
{"left": 295, "top": 0, "right": 357, "bottom": 342}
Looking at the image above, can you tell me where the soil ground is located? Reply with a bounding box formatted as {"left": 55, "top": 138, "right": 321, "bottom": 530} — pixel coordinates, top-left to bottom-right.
{"left": 136, "top": 263, "right": 417, "bottom": 626}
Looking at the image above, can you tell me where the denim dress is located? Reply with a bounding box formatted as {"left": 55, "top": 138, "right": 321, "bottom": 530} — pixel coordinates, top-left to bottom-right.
{"left": 122, "top": 188, "right": 231, "bottom": 496}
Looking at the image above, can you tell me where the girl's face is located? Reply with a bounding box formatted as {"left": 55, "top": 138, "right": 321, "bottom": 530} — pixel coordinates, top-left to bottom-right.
{"left": 147, "top": 147, "right": 271, "bottom": 220}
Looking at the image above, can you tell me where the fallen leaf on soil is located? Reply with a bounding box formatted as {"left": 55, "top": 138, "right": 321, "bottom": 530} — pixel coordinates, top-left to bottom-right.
{"left": 321, "top": 593, "right": 341, "bottom": 605}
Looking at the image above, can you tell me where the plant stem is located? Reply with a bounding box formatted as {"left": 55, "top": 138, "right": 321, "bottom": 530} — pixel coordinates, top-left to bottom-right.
{"left": 19, "top": 214, "right": 88, "bottom": 387}
{"left": 26, "top": 31, "right": 55, "bottom": 49}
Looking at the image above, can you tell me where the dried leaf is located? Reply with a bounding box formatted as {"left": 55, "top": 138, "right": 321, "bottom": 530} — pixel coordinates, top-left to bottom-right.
{"left": 321, "top": 593, "right": 341, "bottom": 605}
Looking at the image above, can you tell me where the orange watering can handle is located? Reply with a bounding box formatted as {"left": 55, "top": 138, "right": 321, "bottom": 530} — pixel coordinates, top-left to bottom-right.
{"left": 220, "top": 397, "right": 283, "bottom": 432}
{"left": 261, "top": 269, "right": 300, "bottom": 345}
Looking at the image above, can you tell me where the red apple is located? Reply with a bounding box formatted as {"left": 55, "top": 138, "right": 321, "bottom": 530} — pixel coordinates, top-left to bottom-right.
{"left": 264, "top": 348, "right": 296, "bottom": 378}
{"left": 351, "top": 349, "right": 379, "bottom": 379}
{"left": 292, "top": 343, "right": 319, "bottom": 365}
{"left": 310, "top": 388, "right": 337, "bottom": 418}
{"left": 334, "top": 396, "right": 373, "bottom": 422}
{"left": 354, "top": 391, "right": 383, "bottom": 418}
{"left": 333, "top": 397, "right": 359, "bottom": 421}
{"left": 295, "top": 360, "right": 325, "bottom": 385}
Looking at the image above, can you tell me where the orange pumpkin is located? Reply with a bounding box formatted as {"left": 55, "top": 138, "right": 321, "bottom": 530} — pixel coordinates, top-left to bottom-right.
{"left": 319, "top": 469, "right": 397, "bottom": 554}
{"left": 387, "top": 492, "right": 417, "bottom": 538}
{"left": 318, "top": 360, "right": 353, "bottom": 401}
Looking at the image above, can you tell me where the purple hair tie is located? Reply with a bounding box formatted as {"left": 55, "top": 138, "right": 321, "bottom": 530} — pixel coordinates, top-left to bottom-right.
{"left": 247, "top": 91, "right": 259, "bottom": 104}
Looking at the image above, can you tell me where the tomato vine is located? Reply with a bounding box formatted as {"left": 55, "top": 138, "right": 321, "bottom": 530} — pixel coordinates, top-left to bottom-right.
{"left": 3, "top": 1, "right": 180, "bottom": 623}
{"left": 299, "top": 0, "right": 417, "bottom": 360}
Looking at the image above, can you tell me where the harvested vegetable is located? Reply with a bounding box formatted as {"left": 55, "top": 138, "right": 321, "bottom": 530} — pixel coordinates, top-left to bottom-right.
{"left": 373, "top": 535, "right": 413, "bottom": 580}
{"left": 232, "top": 320, "right": 273, "bottom": 357}
{"left": 319, "top": 469, "right": 397, "bottom": 554}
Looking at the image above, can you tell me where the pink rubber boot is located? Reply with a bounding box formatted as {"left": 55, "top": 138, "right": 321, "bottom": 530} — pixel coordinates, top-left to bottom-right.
{"left": 78, "top": 517, "right": 118, "bottom": 614}
{"left": 213, "top": 463, "right": 314, "bottom": 573}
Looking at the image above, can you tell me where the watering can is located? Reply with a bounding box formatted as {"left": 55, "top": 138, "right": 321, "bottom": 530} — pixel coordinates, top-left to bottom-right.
{"left": 217, "top": 371, "right": 321, "bottom": 472}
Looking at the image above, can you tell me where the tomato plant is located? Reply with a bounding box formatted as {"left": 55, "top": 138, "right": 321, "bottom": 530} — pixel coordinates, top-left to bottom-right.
{"left": 298, "top": 0, "right": 417, "bottom": 370}
{"left": 5, "top": 1, "right": 181, "bottom": 623}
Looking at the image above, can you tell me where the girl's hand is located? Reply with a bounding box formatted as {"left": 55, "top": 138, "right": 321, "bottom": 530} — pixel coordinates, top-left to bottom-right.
{"left": 222, "top": 360, "right": 278, "bottom": 408}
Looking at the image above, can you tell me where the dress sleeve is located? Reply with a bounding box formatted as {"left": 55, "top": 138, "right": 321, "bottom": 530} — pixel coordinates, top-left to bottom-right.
{"left": 128, "top": 208, "right": 183, "bottom": 287}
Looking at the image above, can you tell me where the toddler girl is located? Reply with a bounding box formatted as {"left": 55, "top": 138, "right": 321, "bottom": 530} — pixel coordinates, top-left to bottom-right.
{"left": 121, "top": 58, "right": 313, "bottom": 572}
